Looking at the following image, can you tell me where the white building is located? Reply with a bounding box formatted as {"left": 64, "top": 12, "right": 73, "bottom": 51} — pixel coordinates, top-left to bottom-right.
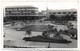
{"left": 42, "top": 9, "right": 77, "bottom": 18}
{"left": 5, "top": 6, "right": 38, "bottom": 17}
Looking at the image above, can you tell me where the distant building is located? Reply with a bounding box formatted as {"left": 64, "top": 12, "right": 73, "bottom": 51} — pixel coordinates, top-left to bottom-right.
{"left": 46, "top": 9, "right": 77, "bottom": 18}
{"left": 38, "top": 11, "right": 46, "bottom": 18}
{"left": 5, "top": 6, "right": 39, "bottom": 20}
{"left": 5, "top": 6, "right": 38, "bottom": 16}
{"left": 4, "top": 7, "right": 77, "bottom": 20}
{"left": 41, "top": 10, "right": 47, "bottom": 16}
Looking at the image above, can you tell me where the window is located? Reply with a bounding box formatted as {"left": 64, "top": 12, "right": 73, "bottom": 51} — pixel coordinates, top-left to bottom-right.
{"left": 6, "top": 9, "right": 13, "bottom": 11}
{"left": 53, "top": 12, "right": 56, "bottom": 14}
{"left": 58, "top": 12, "right": 61, "bottom": 14}
{"left": 6, "top": 13, "right": 9, "bottom": 15}
{"left": 63, "top": 12, "right": 66, "bottom": 14}
{"left": 68, "top": 12, "right": 71, "bottom": 14}
{"left": 73, "top": 12, "right": 77, "bottom": 14}
{"left": 28, "top": 10, "right": 30, "bottom": 12}
{"left": 9, "top": 11, "right": 11, "bottom": 13}
{"left": 13, "top": 9, "right": 17, "bottom": 11}
{"left": 27, "top": 13, "right": 30, "bottom": 15}
{"left": 49, "top": 12, "right": 51, "bottom": 14}
{"left": 31, "top": 10, "right": 35, "bottom": 13}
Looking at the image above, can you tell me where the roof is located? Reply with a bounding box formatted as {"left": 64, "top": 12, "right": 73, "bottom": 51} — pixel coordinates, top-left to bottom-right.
{"left": 48, "top": 9, "right": 77, "bottom": 12}
{"left": 5, "top": 6, "right": 38, "bottom": 9}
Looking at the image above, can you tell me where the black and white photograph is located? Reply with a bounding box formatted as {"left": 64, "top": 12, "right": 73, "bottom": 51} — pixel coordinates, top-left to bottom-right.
{"left": 3, "top": 1, "right": 78, "bottom": 48}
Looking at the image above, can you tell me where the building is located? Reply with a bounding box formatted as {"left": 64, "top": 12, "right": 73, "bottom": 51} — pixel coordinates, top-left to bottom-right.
{"left": 46, "top": 9, "right": 77, "bottom": 18}
{"left": 38, "top": 11, "right": 46, "bottom": 18}
{"left": 5, "top": 6, "right": 39, "bottom": 20}
{"left": 42, "top": 9, "right": 77, "bottom": 17}
{"left": 41, "top": 10, "right": 47, "bottom": 16}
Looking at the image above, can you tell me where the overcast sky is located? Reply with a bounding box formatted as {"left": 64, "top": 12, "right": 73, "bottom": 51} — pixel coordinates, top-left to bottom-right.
{"left": 2, "top": 2, "right": 78, "bottom": 11}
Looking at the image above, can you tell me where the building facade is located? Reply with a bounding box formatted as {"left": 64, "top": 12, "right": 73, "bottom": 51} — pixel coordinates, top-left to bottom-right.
{"left": 47, "top": 9, "right": 77, "bottom": 18}
{"left": 5, "top": 6, "right": 39, "bottom": 20}
{"left": 40, "top": 9, "right": 77, "bottom": 18}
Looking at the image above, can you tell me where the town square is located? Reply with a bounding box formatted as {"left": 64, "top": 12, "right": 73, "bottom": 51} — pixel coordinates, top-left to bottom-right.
{"left": 3, "top": 2, "right": 77, "bottom": 48}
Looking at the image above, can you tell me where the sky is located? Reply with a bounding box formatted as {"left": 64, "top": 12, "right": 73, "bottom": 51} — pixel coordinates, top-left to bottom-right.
{"left": 2, "top": 2, "right": 78, "bottom": 11}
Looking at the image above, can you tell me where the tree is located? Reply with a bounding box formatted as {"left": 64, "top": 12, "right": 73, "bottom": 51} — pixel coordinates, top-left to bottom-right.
{"left": 65, "top": 14, "right": 70, "bottom": 21}
{"left": 4, "top": 17, "right": 10, "bottom": 22}
{"left": 60, "top": 16, "right": 65, "bottom": 21}
{"left": 26, "top": 29, "right": 31, "bottom": 37}
{"left": 50, "top": 14, "right": 56, "bottom": 21}
{"left": 69, "top": 14, "right": 76, "bottom": 20}
{"left": 68, "top": 28, "right": 77, "bottom": 39}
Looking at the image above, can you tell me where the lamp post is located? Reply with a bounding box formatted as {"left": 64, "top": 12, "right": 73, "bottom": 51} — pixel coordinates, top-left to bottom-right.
{"left": 48, "top": 42, "right": 50, "bottom": 48}
{"left": 47, "top": 24, "right": 51, "bottom": 48}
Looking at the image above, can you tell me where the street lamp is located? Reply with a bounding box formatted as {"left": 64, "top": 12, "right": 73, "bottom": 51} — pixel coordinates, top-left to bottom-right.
{"left": 47, "top": 24, "right": 51, "bottom": 48}
{"left": 48, "top": 42, "right": 50, "bottom": 48}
